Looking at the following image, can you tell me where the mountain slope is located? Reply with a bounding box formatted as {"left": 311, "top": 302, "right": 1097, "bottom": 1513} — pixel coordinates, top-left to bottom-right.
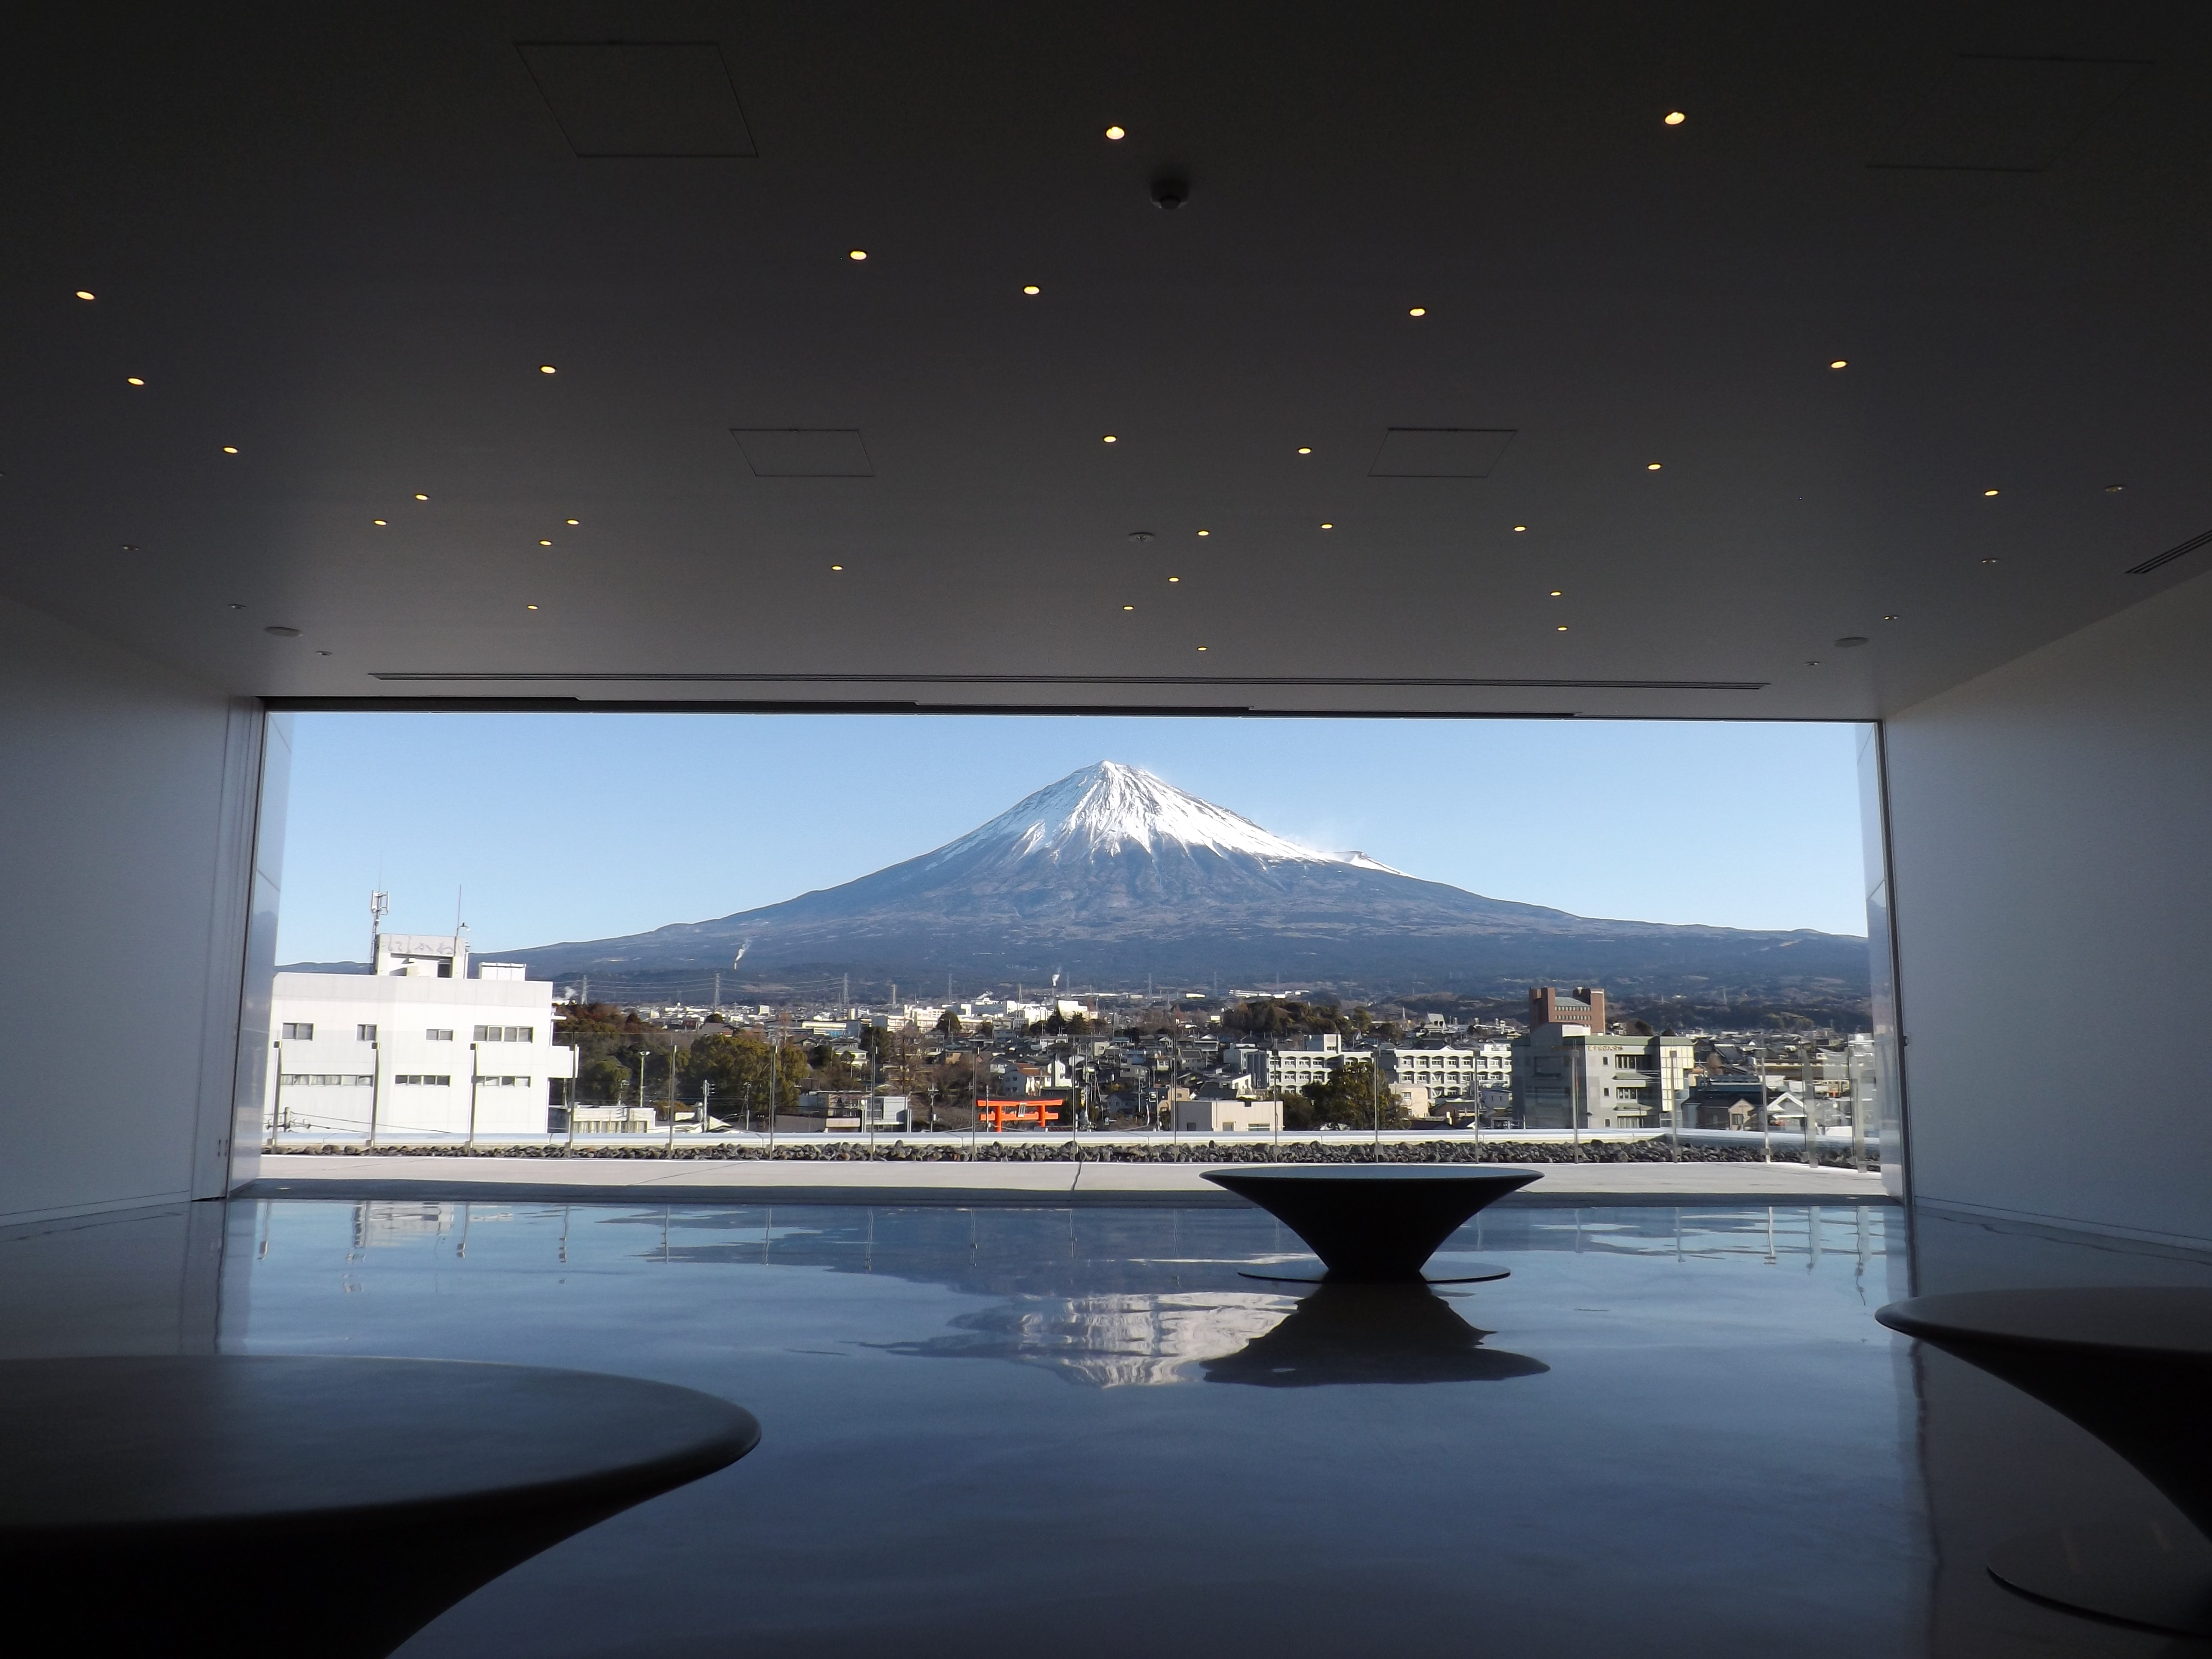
{"left": 489, "top": 762, "right": 1869, "bottom": 1001}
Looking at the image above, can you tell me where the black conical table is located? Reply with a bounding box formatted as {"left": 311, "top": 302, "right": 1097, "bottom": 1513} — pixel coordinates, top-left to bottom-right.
{"left": 0, "top": 1355, "right": 760, "bottom": 1658}
{"left": 1204, "top": 1164, "right": 1539, "bottom": 1282}
{"left": 1877, "top": 1288, "right": 2212, "bottom": 1637}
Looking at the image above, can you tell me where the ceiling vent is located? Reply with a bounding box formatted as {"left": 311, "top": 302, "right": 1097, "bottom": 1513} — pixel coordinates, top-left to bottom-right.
{"left": 518, "top": 43, "right": 757, "bottom": 157}
{"left": 1368, "top": 428, "right": 1518, "bottom": 478}
{"left": 731, "top": 429, "right": 875, "bottom": 477}
{"left": 1870, "top": 55, "right": 2148, "bottom": 172}
{"left": 2128, "top": 528, "right": 2212, "bottom": 577}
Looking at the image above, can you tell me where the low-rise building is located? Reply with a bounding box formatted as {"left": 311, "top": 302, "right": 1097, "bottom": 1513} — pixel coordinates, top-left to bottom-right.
{"left": 1173, "top": 1097, "right": 1283, "bottom": 1133}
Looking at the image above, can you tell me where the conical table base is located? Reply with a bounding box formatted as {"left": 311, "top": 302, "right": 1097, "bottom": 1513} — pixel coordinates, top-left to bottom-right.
{"left": 1878, "top": 1289, "right": 2212, "bottom": 1640}
{"left": 1989, "top": 1524, "right": 2212, "bottom": 1637}
{"left": 1203, "top": 1165, "right": 1539, "bottom": 1282}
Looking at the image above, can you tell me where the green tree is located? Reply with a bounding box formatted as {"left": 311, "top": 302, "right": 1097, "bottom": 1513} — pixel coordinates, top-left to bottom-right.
{"left": 577, "top": 1055, "right": 629, "bottom": 1101}
{"left": 935, "top": 1008, "right": 963, "bottom": 1038}
{"left": 1290, "top": 1059, "right": 1408, "bottom": 1129}
{"left": 682, "top": 1030, "right": 807, "bottom": 1117}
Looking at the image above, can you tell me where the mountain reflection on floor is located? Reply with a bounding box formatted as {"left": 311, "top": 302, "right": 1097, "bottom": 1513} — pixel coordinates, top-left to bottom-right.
{"left": 308, "top": 1199, "right": 1888, "bottom": 1392}
{"left": 871, "top": 1282, "right": 1548, "bottom": 1388}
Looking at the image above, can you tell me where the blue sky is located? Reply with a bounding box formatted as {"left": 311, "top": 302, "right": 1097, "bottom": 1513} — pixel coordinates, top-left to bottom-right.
{"left": 274, "top": 713, "right": 1869, "bottom": 964}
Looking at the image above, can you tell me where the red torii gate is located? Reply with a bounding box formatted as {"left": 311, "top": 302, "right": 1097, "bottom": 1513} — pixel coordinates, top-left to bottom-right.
{"left": 975, "top": 1097, "right": 1067, "bottom": 1132}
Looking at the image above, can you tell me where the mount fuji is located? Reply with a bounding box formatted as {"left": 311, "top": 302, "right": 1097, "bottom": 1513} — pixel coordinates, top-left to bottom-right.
{"left": 487, "top": 761, "right": 1870, "bottom": 1004}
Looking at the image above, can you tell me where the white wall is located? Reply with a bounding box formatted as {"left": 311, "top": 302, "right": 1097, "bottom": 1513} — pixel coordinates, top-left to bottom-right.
{"left": 0, "top": 594, "right": 273, "bottom": 1224}
{"left": 1884, "top": 570, "right": 2212, "bottom": 1248}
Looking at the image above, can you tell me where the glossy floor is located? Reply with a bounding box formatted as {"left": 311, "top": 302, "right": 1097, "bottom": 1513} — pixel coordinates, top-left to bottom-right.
{"left": 228, "top": 1199, "right": 1934, "bottom": 1657}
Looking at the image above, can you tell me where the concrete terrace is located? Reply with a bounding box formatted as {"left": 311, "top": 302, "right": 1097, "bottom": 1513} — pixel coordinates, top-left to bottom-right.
{"left": 250, "top": 1152, "right": 1890, "bottom": 1207}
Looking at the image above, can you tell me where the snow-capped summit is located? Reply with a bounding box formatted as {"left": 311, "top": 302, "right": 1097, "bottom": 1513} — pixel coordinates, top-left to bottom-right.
{"left": 927, "top": 761, "right": 1358, "bottom": 869}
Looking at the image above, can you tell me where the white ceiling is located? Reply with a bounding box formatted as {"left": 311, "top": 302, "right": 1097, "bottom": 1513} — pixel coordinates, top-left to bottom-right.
{"left": 3, "top": 1, "right": 2209, "bottom": 719}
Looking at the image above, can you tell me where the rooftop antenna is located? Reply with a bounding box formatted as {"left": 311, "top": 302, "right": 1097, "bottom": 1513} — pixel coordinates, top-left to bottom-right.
{"left": 368, "top": 889, "right": 389, "bottom": 965}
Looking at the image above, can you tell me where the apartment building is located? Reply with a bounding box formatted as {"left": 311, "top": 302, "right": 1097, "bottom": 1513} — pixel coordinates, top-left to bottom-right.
{"left": 1511, "top": 986, "right": 1694, "bottom": 1131}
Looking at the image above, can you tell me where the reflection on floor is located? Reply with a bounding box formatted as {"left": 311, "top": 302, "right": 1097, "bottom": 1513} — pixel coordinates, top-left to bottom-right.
{"left": 229, "top": 1200, "right": 1932, "bottom": 1657}
{"left": 5, "top": 1196, "right": 2189, "bottom": 1655}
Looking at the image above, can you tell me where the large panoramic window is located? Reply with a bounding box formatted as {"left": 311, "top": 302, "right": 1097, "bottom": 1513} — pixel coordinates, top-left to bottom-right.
{"left": 264, "top": 713, "right": 1893, "bottom": 1171}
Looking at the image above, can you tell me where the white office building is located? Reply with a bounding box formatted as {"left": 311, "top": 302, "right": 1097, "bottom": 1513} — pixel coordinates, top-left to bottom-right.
{"left": 1375, "top": 1043, "right": 1515, "bottom": 1100}
{"left": 267, "top": 931, "right": 576, "bottom": 1140}
{"left": 1250, "top": 1033, "right": 1362, "bottom": 1092}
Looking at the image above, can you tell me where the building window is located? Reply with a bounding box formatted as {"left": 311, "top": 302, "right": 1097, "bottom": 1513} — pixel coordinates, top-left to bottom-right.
{"left": 279, "top": 1074, "right": 373, "bottom": 1086}
{"left": 394, "top": 1074, "right": 451, "bottom": 1086}
{"left": 476, "top": 1075, "right": 531, "bottom": 1087}
{"left": 473, "top": 1026, "right": 535, "bottom": 1043}
{"left": 357, "top": 1023, "right": 378, "bottom": 1042}
{"left": 281, "top": 1022, "right": 314, "bottom": 1040}
{"left": 426, "top": 1028, "right": 453, "bottom": 1041}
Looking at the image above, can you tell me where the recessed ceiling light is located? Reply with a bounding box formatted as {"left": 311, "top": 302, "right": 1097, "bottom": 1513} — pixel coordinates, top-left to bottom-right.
{"left": 1168, "top": 576, "right": 1180, "bottom": 582}
{"left": 1196, "top": 529, "right": 1210, "bottom": 536}
{"left": 1983, "top": 489, "right": 1999, "bottom": 497}
{"left": 1514, "top": 525, "right": 1527, "bottom": 532}
{"left": 125, "top": 377, "right": 144, "bottom": 386}
{"left": 1297, "top": 446, "right": 1312, "bottom": 454}
{"left": 831, "top": 564, "right": 843, "bottom": 571}
{"left": 848, "top": 249, "right": 868, "bottom": 261}
{"left": 371, "top": 519, "right": 387, "bottom": 526}
{"left": 539, "top": 365, "right": 557, "bottom": 374}
{"left": 415, "top": 493, "right": 429, "bottom": 501}
{"left": 1320, "top": 522, "right": 1333, "bottom": 529}
{"left": 1023, "top": 285, "right": 1041, "bottom": 295}
{"left": 315, "top": 650, "right": 331, "bottom": 657}
{"left": 228, "top": 603, "right": 246, "bottom": 610}
{"left": 1882, "top": 614, "right": 1900, "bottom": 621}
{"left": 1556, "top": 625, "right": 1568, "bottom": 632}
{"left": 1122, "top": 605, "right": 1134, "bottom": 611}
{"left": 74, "top": 290, "right": 95, "bottom": 301}
{"left": 222, "top": 445, "right": 239, "bottom": 454}
{"left": 119, "top": 543, "right": 139, "bottom": 551}
{"left": 1549, "top": 590, "right": 1563, "bottom": 597}
{"left": 1829, "top": 360, "right": 1848, "bottom": 369}
{"left": 1408, "top": 306, "right": 1426, "bottom": 317}
{"left": 526, "top": 604, "right": 539, "bottom": 611}
{"left": 539, "top": 539, "right": 552, "bottom": 546}
{"left": 264, "top": 625, "right": 300, "bottom": 638}
{"left": 1105, "top": 125, "right": 1125, "bottom": 140}
{"left": 2104, "top": 484, "right": 2123, "bottom": 493}
{"left": 1664, "top": 111, "right": 1686, "bottom": 125}
{"left": 1197, "top": 645, "right": 1207, "bottom": 651}
{"left": 1835, "top": 636, "right": 1869, "bottom": 648}
{"left": 1807, "top": 659, "right": 1821, "bottom": 666}
{"left": 566, "top": 517, "right": 580, "bottom": 524}
{"left": 1646, "top": 462, "right": 1662, "bottom": 470}
{"left": 1102, "top": 434, "right": 1117, "bottom": 443}
{"left": 1981, "top": 557, "right": 2000, "bottom": 564}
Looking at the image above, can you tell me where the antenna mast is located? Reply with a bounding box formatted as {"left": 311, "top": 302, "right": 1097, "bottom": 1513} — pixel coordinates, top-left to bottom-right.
{"left": 368, "top": 889, "right": 389, "bottom": 965}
